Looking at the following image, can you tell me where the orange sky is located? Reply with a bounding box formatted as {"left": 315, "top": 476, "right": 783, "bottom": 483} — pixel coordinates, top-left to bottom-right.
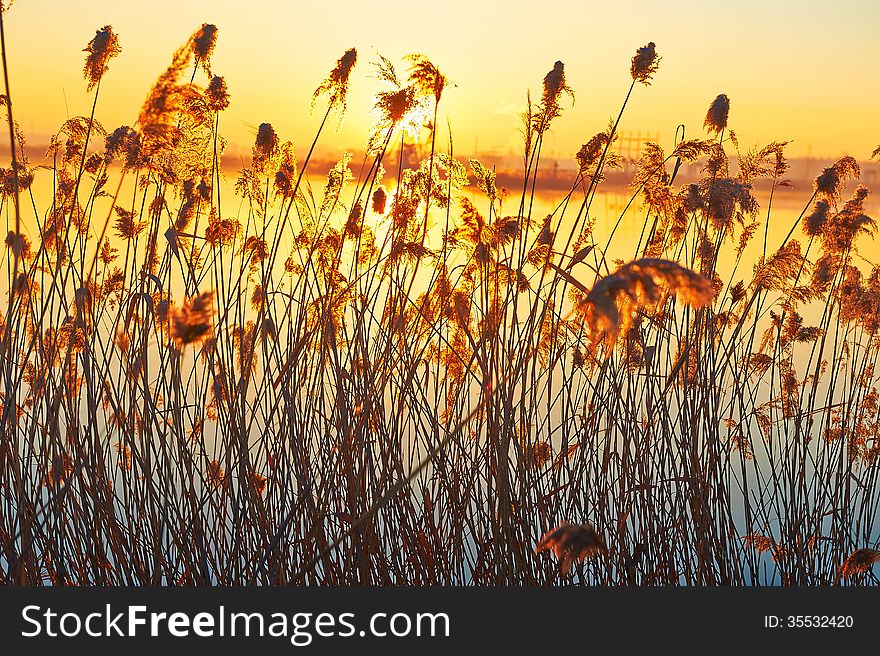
{"left": 3, "top": 0, "right": 878, "bottom": 162}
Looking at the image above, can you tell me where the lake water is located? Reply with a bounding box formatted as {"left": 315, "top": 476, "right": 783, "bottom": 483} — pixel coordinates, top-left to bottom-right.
{"left": 5, "top": 163, "right": 879, "bottom": 585}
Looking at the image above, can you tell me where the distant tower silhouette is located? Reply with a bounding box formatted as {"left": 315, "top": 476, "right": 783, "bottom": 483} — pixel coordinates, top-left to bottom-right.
{"left": 615, "top": 131, "right": 660, "bottom": 172}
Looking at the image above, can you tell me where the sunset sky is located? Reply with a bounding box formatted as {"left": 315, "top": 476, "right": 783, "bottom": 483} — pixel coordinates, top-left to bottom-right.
{"left": 3, "top": 0, "right": 878, "bottom": 163}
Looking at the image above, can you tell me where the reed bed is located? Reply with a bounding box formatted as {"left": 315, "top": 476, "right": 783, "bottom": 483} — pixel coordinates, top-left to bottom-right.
{"left": 1, "top": 19, "right": 878, "bottom": 586}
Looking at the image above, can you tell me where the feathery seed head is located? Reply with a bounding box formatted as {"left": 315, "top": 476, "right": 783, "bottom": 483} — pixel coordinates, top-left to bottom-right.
{"left": 576, "top": 132, "right": 610, "bottom": 174}
{"left": 6, "top": 231, "right": 31, "bottom": 259}
{"left": 205, "top": 76, "right": 230, "bottom": 112}
{"left": 838, "top": 548, "right": 880, "bottom": 580}
{"left": 83, "top": 26, "right": 122, "bottom": 92}
{"left": 104, "top": 125, "right": 140, "bottom": 168}
{"left": 630, "top": 41, "right": 660, "bottom": 84}
{"left": 542, "top": 61, "right": 567, "bottom": 108}
{"left": 803, "top": 199, "right": 831, "bottom": 236}
{"left": 255, "top": 122, "right": 278, "bottom": 157}
{"left": 535, "top": 522, "right": 606, "bottom": 576}
{"left": 171, "top": 291, "right": 215, "bottom": 348}
{"left": 577, "top": 258, "right": 713, "bottom": 350}
{"left": 704, "top": 94, "right": 730, "bottom": 136}
{"left": 313, "top": 48, "right": 358, "bottom": 120}
{"left": 376, "top": 85, "right": 419, "bottom": 126}
{"left": 273, "top": 141, "right": 298, "bottom": 199}
{"left": 533, "top": 61, "right": 574, "bottom": 134}
{"left": 814, "top": 156, "right": 860, "bottom": 201}
{"left": 252, "top": 122, "right": 279, "bottom": 173}
{"left": 193, "top": 24, "right": 218, "bottom": 74}
{"left": 406, "top": 53, "right": 447, "bottom": 102}
{"left": 372, "top": 187, "right": 388, "bottom": 214}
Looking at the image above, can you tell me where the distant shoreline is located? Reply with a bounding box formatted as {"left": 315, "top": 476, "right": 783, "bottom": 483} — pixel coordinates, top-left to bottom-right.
{"left": 6, "top": 144, "right": 879, "bottom": 193}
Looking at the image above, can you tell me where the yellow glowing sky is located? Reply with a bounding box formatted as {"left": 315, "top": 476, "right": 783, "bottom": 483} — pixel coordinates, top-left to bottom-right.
{"left": 3, "top": 0, "right": 878, "bottom": 162}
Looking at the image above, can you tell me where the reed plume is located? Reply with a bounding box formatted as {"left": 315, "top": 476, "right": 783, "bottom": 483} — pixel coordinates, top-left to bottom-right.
{"left": 136, "top": 31, "right": 203, "bottom": 166}
{"left": 83, "top": 25, "right": 121, "bottom": 91}
{"left": 576, "top": 258, "right": 713, "bottom": 347}
{"left": 536, "top": 523, "right": 606, "bottom": 576}
{"left": 171, "top": 291, "right": 215, "bottom": 348}
{"left": 534, "top": 60, "right": 573, "bottom": 134}
{"left": 406, "top": 53, "right": 447, "bottom": 102}
{"left": 630, "top": 41, "right": 660, "bottom": 84}
{"left": 193, "top": 23, "right": 218, "bottom": 75}
{"left": 837, "top": 549, "right": 880, "bottom": 580}
{"left": 814, "top": 155, "right": 860, "bottom": 201}
{"left": 313, "top": 47, "right": 357, "bottom": 118}
{"left": 704, "top": 93, "right": 730, "bottom": 136}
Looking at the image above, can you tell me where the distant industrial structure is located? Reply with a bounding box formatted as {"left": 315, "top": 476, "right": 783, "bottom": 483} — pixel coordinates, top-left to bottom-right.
{"left": 6, "top": 135, "right": 879, "bottom": 193}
